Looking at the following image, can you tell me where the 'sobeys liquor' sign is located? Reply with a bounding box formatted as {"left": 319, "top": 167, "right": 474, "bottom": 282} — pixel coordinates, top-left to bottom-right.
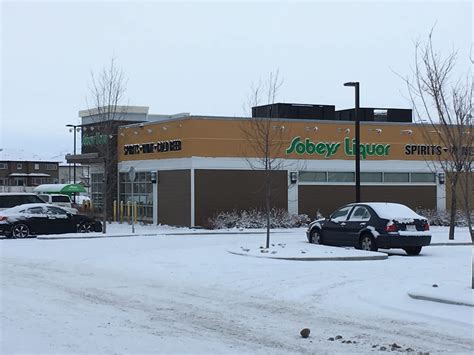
{"left": 124, "top": 139, "right": 182, "bottom": 155}
{"left": 286, "top": 136, "right": 391, "bottom": 159}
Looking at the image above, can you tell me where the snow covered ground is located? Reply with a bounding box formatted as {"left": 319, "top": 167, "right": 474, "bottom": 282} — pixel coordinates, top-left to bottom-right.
{"left": 1, "top": 225, "right": 473, "bottom": 354}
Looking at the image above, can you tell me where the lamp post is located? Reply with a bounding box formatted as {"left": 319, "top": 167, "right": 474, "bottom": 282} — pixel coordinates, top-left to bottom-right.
{"left": 66, "top": 124, "right": 80, "bottom": 185}
{"left": 344, "top": 82, "right": 361, "bottom": 203}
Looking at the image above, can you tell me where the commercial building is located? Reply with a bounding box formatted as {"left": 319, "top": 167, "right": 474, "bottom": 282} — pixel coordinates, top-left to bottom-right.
{"left": 74, "top": 104, "right": 469, "bottom": 228}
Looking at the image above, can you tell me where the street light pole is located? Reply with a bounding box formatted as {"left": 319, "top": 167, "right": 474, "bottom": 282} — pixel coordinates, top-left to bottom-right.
{"left": 66, "top": 124, "right": 79, "bottom": 185}
{"left": 344, "top": 82, "right": 361, "bottom": 203}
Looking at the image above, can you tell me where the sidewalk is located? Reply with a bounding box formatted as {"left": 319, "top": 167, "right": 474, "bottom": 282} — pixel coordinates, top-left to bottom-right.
{"left": 408, "top": 285, "right": 474, "bottom": 307}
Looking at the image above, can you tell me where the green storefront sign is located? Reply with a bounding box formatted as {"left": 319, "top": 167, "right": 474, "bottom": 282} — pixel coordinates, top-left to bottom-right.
{"left": 83, "top": 133, "right": 108, "bottom": 146}
{"left": 285, "top": 136, "right": 391, "bottom": 159}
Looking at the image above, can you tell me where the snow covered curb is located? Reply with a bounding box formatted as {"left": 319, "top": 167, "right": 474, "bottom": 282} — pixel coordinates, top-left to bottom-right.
{"left": 228, "top": 250, "right": 388, "bottom": 261}
{"left": 408, "top": 286, "right": 474, "bottom": 307}
{"left": 228, "top": 244, "right": 388, "bottom": 261}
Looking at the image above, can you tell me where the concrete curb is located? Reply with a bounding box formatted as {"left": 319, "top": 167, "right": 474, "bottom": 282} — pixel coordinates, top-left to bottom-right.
{"left": 227, "top": 250, "right": 388, "bottom": 261}
{"left": 35, "top": 230, "right": 292, "bottom": 240}
{"left": 407, "top": 292, "right": 474, "bottom": 307}
{"left": 37, "top": 233, "right": 157, "bottom": 240}
{"left": 429, "top": 242, "right": 472, "bottom": 246}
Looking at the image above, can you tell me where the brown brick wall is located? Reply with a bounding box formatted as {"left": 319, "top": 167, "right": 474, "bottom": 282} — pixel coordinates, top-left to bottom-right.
{"left": 194, "top": 169, "right": 288, "bottom": 227}
{"left": 299, "top": 185, "right": 437, "bottom": 219}
{"left": 157, "top": 170, "right": 191, "bottom": 227}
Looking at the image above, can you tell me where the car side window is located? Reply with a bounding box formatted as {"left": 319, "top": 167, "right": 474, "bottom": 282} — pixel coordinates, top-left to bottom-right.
{"left": 46, "top": 206, "right": 67, "bottom": 215}
{"left": 348, "top": 206, "right": 371, "bottom": 221}
{"left": 331, "top": 206, "right": 352, "bottom": 222}
{"left": 26, "top": 207, "right": 45, "bottom": 215}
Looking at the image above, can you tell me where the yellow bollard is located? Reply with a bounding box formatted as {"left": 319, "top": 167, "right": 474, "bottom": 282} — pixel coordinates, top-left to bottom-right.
{"left": 127, "top": 201, "right": 131, "bottom": 224}
{"left": 120, "top": 201, "right": 124, "bottom": 224}
{"left": 134, "top": 203, "right": 138, "bottom": 224}
{"left": 113, "top": 200, "right": 117, "bottom": 222}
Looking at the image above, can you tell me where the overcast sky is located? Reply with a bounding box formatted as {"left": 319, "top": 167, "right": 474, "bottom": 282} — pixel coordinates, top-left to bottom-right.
{"left": 1, "top": 0, "right": 472, "bottom": 159}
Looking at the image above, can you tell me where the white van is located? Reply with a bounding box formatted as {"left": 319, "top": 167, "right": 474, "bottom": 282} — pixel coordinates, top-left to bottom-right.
{"left": 38, "top": 194, "right": 73, "bottom": 208}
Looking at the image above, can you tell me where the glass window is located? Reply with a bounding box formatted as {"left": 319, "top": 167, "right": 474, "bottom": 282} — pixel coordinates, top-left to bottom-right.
{"left": 348, "top": 206, "right": 371, "bottom": 221}
{"left": 360, "top": 172, "right": 383, "bottom": 183}
{"left": 328, "top": 172, "right": 355, "bottom": 182}
{"left": 330, "top": 206, "right": 353, "bottom": 222}
{"left": 52, "top": 195, "right": 71, "bottom": 203}
{"left": 14, "top": 178, "right": 26, "bottom": 186}
{"left": 384, "top": 172, "right": 409, "bottom": 183}
{"left": 411, "top": 173, "right": 436, "bottom": 183}
{"left": 0, "top": 163, "right": 7, "bottom": 169}
{"left": 27, "top": 207, "right": 45, "bottom": 215}
{"left": 91, "top": 173, "right": 104, "bottom": 208}
{"left": 46, "top": 206, "right": 67, "bottom": 215}
{"left": 34, "top": 163, "right": 40, "bottom": 170}
{"left": 17, "top": 163, "right": 22, "bottom": 170}
{"left": 46, "top": 164, "right": 57, "bottom": 171}
{"left": 119, "top": 171, "right": 153, "bottom": 223}
{"left": 299, "top": 171, "right": 327, "bottom": 182}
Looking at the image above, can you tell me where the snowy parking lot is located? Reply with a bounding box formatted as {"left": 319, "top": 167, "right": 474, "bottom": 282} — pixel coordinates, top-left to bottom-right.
{"left": 1, "top": 225, "right": 473, "bottom": 354}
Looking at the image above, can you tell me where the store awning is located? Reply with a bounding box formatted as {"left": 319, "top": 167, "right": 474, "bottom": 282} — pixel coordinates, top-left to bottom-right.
{"left": 33, "top": 183, "right": 86, "bottom": 195}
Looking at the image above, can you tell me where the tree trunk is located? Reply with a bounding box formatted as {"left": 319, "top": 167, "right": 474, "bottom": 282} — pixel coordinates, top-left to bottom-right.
{"left": 265, "top": 170, "right": 271, "bottom": 249}
{"left": 102, "top": 160, "right": 108, "bottom": 234}
{"left": 461, "top": 172, "right": 474, "bottom": 242}
{"left": 448, "top": 177, "right": 458, "bottom": 240}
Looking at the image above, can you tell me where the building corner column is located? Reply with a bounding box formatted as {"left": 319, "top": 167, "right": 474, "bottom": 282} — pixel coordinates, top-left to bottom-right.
{"left": 190, "top": 168, "right": 195, "bottom": 227}
{"left": 153, "top": 171, "right": 158, "bottom": 225}
{"left": 288, "top": 171, "right": 298, "bottom": 215}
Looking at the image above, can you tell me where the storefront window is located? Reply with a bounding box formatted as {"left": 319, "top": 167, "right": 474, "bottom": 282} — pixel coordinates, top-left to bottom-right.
{"left": 410, "top": 173, "right": 436, "bottom": 183}
{"left": 118, "top": 172, "right": 153, "bottom": 222}
{"left": 299, "top": 171, "right": 327, "bottom": 182}
{"left": 328, "top": 172, "right": 355, "bottom": 182}
{"left": 384, "top": 172, "right": 409, "bottom": 183}
{"left": 360, "top": 172, "right": 383, "bottom": 183}
{"left": 91, "top": 173, "right": 104, "bottom": 208}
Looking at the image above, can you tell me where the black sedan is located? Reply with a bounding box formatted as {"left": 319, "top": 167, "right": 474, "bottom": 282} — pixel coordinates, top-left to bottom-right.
{"left": 0, "top": 203, "right": 102, "bottom": 238}
{"left": 306, "top": 202, "right": 431, "bottom": 255}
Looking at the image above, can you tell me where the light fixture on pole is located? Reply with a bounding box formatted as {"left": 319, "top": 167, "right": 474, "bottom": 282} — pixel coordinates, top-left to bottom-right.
{"left": 344, "top": 81, "right": 361, "bottom": 203}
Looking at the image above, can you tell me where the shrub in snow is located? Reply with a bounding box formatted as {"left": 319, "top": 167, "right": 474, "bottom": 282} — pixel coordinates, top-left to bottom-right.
{"left": 416, "top": 208, "right": 474, "bottom": 227}
{"left": 207, "top": 208, "right": 310, "bottom": 229}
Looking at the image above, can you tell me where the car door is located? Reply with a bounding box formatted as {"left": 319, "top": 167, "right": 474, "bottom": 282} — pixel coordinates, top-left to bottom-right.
{"left": 323, "top": 205, "right": 354, "bottom": 246}
{"left": 345, "top": 205, "right": 372, "bottom": 246}
{"left": 22, "top": 206, "right": 49, "bottom": 235}
{"left": 45, "top": 205, "right": 71, "bottom": 234}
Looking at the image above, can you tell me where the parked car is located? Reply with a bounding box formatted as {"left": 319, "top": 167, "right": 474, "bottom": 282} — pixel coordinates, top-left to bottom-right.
{"left": 0, "top": 203, "right": 102, "bottom": 238}
{"left": 38, "top": 194, "right": 74, "bottom": 209}
{"left": 0, "top": 193, "right": 45, "bottom": 211}
{"left": 306, "top": 202, "right": 431, "bottom": 255}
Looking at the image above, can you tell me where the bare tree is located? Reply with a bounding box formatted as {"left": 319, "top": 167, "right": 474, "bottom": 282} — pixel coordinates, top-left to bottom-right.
{"left": 241, "top": 70, "right": 286, "bottom": 248}
{"left": 405, "top": 30, "right": 473, "bottom": 242}
{"left": 86, "top": 58, "right": 128, "bottom": 234}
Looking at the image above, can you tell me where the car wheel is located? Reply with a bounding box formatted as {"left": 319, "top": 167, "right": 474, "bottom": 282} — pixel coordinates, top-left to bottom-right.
{"left": 310, "top": 229, "right": 323, "bottom": 244}
{"left": 77, "top": 222, "right": 93, "bottom": 233}
{"left": 404, "top": 246, "right": 422, "bottom": 256}
{"left": 11, "top": 223, "right": 30, "bottom": 238}
{"left": 359, "top": 233, "right": 377, "bottom": 251}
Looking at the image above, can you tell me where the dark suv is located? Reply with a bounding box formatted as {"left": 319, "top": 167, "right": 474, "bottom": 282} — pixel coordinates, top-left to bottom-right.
{"left": 306, "top": 202, "right": 431, "bottom": 255}
{"left": 0, "top": 193, "right": 45, "bottom": 211}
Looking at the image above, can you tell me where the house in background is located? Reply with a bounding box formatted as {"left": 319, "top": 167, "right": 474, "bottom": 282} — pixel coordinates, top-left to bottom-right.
{"left": 0, "top": 149, "right": 59, "bottom": 192}
{"left": 58, "top": 163, "right": 90, "bottom": 188}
